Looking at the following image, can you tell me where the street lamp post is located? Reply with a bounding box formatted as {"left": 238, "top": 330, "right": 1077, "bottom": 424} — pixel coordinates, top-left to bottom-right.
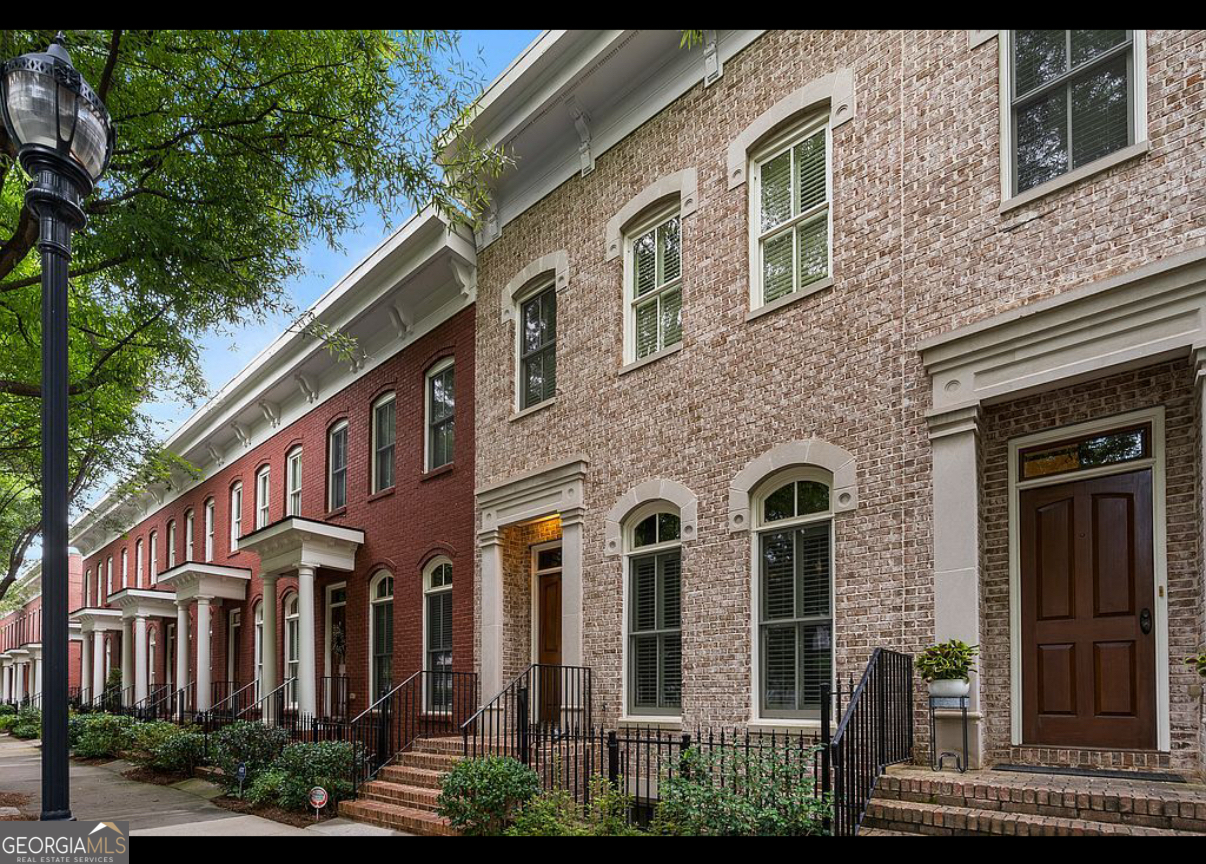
{"left": 1, "top": 32, "right": 114, "bottom": 822}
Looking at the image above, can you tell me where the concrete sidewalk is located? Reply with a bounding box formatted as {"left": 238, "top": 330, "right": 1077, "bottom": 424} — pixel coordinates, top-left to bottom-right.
{"left": 0, "top": 735, "right": 405, "bottom": 837}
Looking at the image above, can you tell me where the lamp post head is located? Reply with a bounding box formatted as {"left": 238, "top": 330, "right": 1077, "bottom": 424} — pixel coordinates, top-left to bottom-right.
{"left": 1, "top": 31, "right": 115, "bottom": 193}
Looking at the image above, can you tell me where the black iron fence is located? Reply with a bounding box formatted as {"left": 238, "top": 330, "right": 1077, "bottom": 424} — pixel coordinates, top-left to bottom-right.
{"left": 349, "top": 670, "right": 478, "bottom": 791}
{"left": 460, "top": 664, "right": 592, "bottom": 762}
{"left": 320, "top": 676, "right": 350, "bottom": 721}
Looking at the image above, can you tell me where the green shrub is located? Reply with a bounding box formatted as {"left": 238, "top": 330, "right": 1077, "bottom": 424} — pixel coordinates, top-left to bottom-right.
{"left": 272, "top": 741, "right": 355, "bottom": 812}
{"left": 506, "top": 776, "right": 643, "bottom": 837}
{"left": 653, "top": 746, "right": 830, "bottom": 837}
{"left": 130, "top": 721, "right": 182, "bottom": 757}
{"left": 10, "top": 707, "right": 41, "bottom": 740}
{"left": 246, "top": 769, "right": 286, "bottom": 807}
{"left": 72, "top": 714, "right": 139, "bottom": 759}
{"left": 0, "top": 715, "right": 17, "bottom": 733}
{"left": 0, "top": 703, "right": 16, "bottom": 717}
{"left": 211, "top": 721, "right": 288, "bottom": 793}
{"left": 437, "top": 756, "right": 541, "bottom": 836}
{"left": 1185, "top": 652, "right": 1206, "bottom": 680}
{"left": 149, "top": 730, "right": 206, "bottom": 776}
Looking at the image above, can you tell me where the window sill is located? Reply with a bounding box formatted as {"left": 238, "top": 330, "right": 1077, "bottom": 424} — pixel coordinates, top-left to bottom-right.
{"left": 325, "top": 507, "right": 347, "bottom": 519}
{"left": 509, "top": 397, "right": 557, "bottom": 423}
{"left": 999, "top": 140, "right": 1150, "bottom": 214}
{"left": 746, "top": 276, "right": 834, "bottom": 323}
{"left": 367, "top": 487, "right": 395, "bottom": 504}
{"left": 618, "top": 343, "right": 683, "bottom": 377}
{"left": 420, "top": 463, "right": 455, "bottom": 483}
{"left": 748, "top": 718, "right": 823, "bottom": 733}
{"left": 619, "top": 715, "right": 682, "bottom": 728}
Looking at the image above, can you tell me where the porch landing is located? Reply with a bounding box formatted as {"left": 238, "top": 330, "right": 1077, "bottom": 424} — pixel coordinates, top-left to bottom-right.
{"left": 865, "top": 765, "right": 1206, "bottom": 836}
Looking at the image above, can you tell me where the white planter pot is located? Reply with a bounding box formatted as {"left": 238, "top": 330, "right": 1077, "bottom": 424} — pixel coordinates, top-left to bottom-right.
{"left": 928, "top": 679, "right": 970, "bottom": 698}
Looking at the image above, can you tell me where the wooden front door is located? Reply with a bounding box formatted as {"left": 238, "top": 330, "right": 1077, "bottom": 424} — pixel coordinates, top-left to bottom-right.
{"left": 1020, "top": 469, "right": 1156, "bottom": 749}
{"left": 537, "top": 572, "right": 562, "bottom": 724}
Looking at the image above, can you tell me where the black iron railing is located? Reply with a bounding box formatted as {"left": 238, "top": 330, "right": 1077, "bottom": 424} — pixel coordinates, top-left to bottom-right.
{"left": 237, "top": 677, "right": 295, "bottom": 724}
{"left": 320, "top": 676, "right": 350, "bottom": 721}
{"left": 823, "top": 648, "right": 914, "bottom": 836}
{"left": 461, "top": 664, "right": 593, "bottom": 794}
{"left": 349, "top": 670, "right": 478, "bottom": 791}
{"left": 130, "top": 684, "right": 170, "bottom": 720}
{"left": 209, "top": 680, "right": 242, "bottom": 711}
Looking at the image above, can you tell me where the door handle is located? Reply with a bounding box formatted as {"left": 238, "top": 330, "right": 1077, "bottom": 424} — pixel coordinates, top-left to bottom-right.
{"left": 1139, "top": 608, "right": 1152, "bottom": 635}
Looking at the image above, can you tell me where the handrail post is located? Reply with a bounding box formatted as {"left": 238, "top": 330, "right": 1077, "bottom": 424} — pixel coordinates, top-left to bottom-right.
{"left": 517, "top": 684, "right": 530, "bottom": 765}
{"left": 820, "top": 682, "right": 832, "bottom": 835}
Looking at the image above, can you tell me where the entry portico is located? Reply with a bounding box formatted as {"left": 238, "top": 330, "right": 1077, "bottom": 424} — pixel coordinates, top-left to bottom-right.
{"left": 108, "top": 589, "right": 179, "bottom": 705}
{"left": 69, "top": 608, "right": 123, "bottom": 704}
{"left": 236, "top": 517, "right": 363, "bottom": 716}
{"left": 921, "top": 247, "right": 1206, "bottom": 767}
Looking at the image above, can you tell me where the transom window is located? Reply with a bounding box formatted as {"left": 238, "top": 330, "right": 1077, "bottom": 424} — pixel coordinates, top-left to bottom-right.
{"left": 627, "top": 507, "right": 682, "bottom": 716}
{"left": 752, "top": 116, "right": 830, "bottom": 307}
{"left": 427, "top": 361, "right": 455, "bottom": 471}
{"left": 230, "top": 484, "right": 242, "bottom": 551}
{"left": 424, "top": 559, "right": 454, "bottom": 713}
{"left": 369, "top": 572, "right": 394, "bottom": 702}
{"left": 287, "top": 448, "right": 303, "bottom": 516}
{"left": 519, "top": 283, "right": 557, "bottom": 410}
{"left": 756, "top": 471, "right": 834, "bottom": 720}
{"left": 1010, "top": 30, "right": 1136, "bottom": 194}
{"left": 1019, "top": 423, "right": 1150, "bottom": 481}
{"left": 255, "top": 467, "right": 270, "bottom": 529}
{"left": 372, "top": 394, "right": 396, "bottom": 493}
{"left": 328, "top": 421, "right": 348, "bottom": 511}
{"left": 626, "top": 208, "right": 683, "bottom": 362}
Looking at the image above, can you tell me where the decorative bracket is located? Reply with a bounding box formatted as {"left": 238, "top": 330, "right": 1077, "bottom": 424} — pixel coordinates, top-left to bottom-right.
{"left": 450, "top": 258, "right": 476, "bottom": 302}
{"left": 230, "top": 422, "right": 251, "bottom": 448}
{"left": 387, "top": 305, "right": 412, "bottom": 341}
{"left": 568, "top": 97, "right": 594, "bottom": 177}
{"left": 294, "top": 373, "right": 318, "bottom": 404}
{"left": 703, "top": 30, "right": 722, "bottom": 86}
{"left": 206, "top": 443, "right": 225, "bottom": 467}
{"left": 258, "top": 400, "right": 280, "bottom": 428}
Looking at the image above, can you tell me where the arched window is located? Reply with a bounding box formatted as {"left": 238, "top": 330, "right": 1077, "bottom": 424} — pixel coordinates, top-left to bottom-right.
{"left": 121, "top": 549, "right": 128, "bottom": 590}
{"left": 426, "top": 361, "right": 455, "bottom": 471}
{"left": 286, "top": 448, "right": 303, "bottom": 516}
{"left": 149, "top": 627, "right": 158, "bottom": 687}
{"left": 84, "top": 569, "right": 91, "bottom": 607}
{"left": 255, "top": 467, "right": 271, "bottom": 529}
{"left": 149, "top": 531, "right": 158, "bottom": 585}
{"left": 229, "top": 483, "right": 242, "bottom": 552}
{"left": 369, "top": 572, "right": 394, "bottom": 701}
{"left": 624, "top": 204, "right": 683, "bottom": 363}
{"left": 204, "top": 499, "right": 216, "bottom": 562}
{"left": 372, "top": 394, "right": 396, "bottom": 493}
{"left": 167, "top": 520, "right": 177, "bottom": 569}
{"left": 626, "top": 506, "right": 682, "bottom": 716}
{"left": 423, "top": 558, "right": 453, "bottom": 712}
{"left": 327, "top": 421, "right": 348, "bottom": 511}
{"left": 135, "top": 540, "right": 144, "bottom": 587}
{"left": 184, "top": 509, "right": 195, "bottom": 561}
{"left": 253, "top": 602, "right": 263, "bottom": 700}
{"left": 284, "top": 593, "right": 299, "bottom": 708}
{"left": 754, "top": 469, "right": 833, "bottom": 720}
{"left": 106, "top": 556, "right": 113, "bottom": 599}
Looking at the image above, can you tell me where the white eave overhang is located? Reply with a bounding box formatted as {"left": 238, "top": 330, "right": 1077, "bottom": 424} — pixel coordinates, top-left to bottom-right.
{"left": 108, "top": 588, "right": 180, "bottom": 620}
{"left": 236, "top": 517, "right": 364, "bottom": 577}
{"left": 68, "top": 608, "right": 124, "bottom": 633}
{"left": 155, "top": 563, "right": 251, "bottom": 604}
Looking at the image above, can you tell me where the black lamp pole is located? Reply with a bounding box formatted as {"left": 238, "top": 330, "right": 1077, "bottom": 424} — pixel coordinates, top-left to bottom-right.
{"left": 2, "top": 32, "right": 114, "bottom": 822}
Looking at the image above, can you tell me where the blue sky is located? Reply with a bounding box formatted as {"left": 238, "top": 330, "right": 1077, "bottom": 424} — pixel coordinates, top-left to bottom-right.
{"left": 140, "top": 29, "right": 539, "bottom": 438}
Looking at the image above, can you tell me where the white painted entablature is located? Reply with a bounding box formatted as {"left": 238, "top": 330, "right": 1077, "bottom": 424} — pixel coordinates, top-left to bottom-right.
{"left": 235, "top": 517, "right": 364, "bottom": 577}
{"left": 155, "top": 563, "right": 251, "bottom": 604}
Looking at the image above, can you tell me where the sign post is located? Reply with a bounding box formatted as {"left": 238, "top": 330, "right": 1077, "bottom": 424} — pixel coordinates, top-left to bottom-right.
{"left": 309, "top": 786, "right": 329, "bottom": 822}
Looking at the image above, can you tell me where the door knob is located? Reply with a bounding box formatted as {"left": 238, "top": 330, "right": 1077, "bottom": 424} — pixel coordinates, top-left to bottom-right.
{"left": 1140, "top": 608, "right": 1152, "bottom": 635}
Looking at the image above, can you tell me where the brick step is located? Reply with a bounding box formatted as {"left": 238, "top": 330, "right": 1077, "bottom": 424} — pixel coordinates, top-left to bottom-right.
{"left": 877, "top": 768, "right": 1206, "bottom": 833}
{"left": 864, "top": 799, "right": 1202, "bottom": 837}
{"left": 410, "top": 737, "right": 465, "bottom": 755}
{"left": 338, "top": 799, "right": 456, "bottom": 837}
{"left": 358, "top": 780, "right": 441, "bottom": 811}
{"left": 858, "top": 827, "right": 925, "bottom": 837}
{"left": 378, "top": 764, "right": 448, "bottom": 789}
{"left": 397, "top": 751, "right": 461, "bottom": 772}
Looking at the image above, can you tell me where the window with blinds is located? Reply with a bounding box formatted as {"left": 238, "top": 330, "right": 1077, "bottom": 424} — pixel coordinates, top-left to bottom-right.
{"left": 328, "top": 422, "right": 348, "bottom": 511}
{"left": 286, "top": 449, "right": 302, "bottom": 516}
{"left": 425, "top": 561, "right": 453, "bottom": 712}
{"left": 628, "top": 509, "right": 683, "bottom": 716}
{"left": 628, "top": 210, "right": 683, "bottom": 362}
{"left": 754, "top": 119, "right": 830, "bottom": 307}
{"left": 371, "top": 574, "right": 394, "bottom": 701}
{"left": 520, "top": 285, "right": 557, "bottom": 410}
{"left": 427, "top": 362, "right": 455, "bottom": 470}
{"left": 372, "top": 394, "right": 396, "bottom": 493}
{"left": 1011, "top": 30, "right": 1135, "bottom": 194}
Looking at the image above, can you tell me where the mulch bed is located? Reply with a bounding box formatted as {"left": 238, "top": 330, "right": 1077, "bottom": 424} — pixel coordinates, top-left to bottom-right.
{"left": 211, "top": 795, "right": 335, "bottom": 829}
{"left": 0, "top": 792, "right": 32, "bottom": 820}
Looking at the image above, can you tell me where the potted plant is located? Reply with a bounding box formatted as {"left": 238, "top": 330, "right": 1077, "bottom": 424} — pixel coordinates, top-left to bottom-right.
{"left": 916, "top": 640, "right": 978, "bottom": 698}
{"left": 1185, "top": 652, "right": 1206, "bottom": 680}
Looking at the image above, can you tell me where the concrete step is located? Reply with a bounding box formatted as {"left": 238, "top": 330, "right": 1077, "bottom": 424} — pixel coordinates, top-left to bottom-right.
{"left": 358, "top": 780, "right": 441, "bottom": 811}
{"left": 378, "top": 764, "right": 447, "bottom": 790}
{"left": 338, "top": 799, "right": 456, "bottom": 837}
{"left": 876, "top": 768, "right": 1206, "bottom": 833}
{"left": 864, "top": 798, "right": 1202, "bottom": 837}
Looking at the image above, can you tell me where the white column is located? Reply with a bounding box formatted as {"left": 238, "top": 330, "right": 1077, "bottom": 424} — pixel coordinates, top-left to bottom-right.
{"left": 560, "top": 509, "right": 585, "bottom": 668}
{"left": 297, "top": 566, "right": 316, "bottom": 717}
{"left": 91, "top": 631, "right": 104, "bottom": 703}
{"left": 1, "top": 663, "right": 10, "bottom": 702}
{"left": 78, "top": 638, "right": 90, "bottom": 702}
{"left": 261, "top": 575, "right": 278, "bottom": 699}
{"left": 14, "top": 662, "right": 25, "bottom": 703}
{"left": 928, "top": 406, "right": 984, "bottom": 767}
{"left": 33, "top": 655, "right": 42, "bottom": 701}
{"left": 479, "top": 530, "right": 504, "bottom": 700}
{"left": 195, "top": 597, "right": 212, "bottom": 711}
{"left": 121, "top": 619, "right": 135, "bottom": 706}
{"left": 134, "top": 615, "right": 149, "bottom": 704}
{"left": 175, "top": 600, "right": 190, "bottom": 707}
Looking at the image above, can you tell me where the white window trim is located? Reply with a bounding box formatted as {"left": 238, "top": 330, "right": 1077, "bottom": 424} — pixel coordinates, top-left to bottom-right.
{"left": 422, "top": 557, "right": 454, "bottom": 713}
{"left": 286, "top": 448, "right": 303, "bottom": 516}
{"left": 284, "top": 592, "right": 300, "bottom": 709}
{"left": 227, "top": 608, "right": 241, "bottom": 685}
{"left": 255, "top": 467, "right": 270, "bottom": 530}
{"left": 253, "top": 602, "right": 263, "bottom": 700}
{"left": 230, "top": 484, "right": 242, "bottom": 552}
{"left": 167, "top": 521, "right": 177, "bottom": 569}
{"left": 121, "top": 549, "right": 128, "bottom": 589}
{"left": 204, "top": 499, "right": 215, "bottom": 563}
{"left": 149, "top": 628, "right": 157, "bottom": 687}
{"left": 622, "top": 202, "right": 684, "bottom": 366}
{"left": 184, "top": 510, "right": 195, "bottom": 562}
{"left": 106, "top": 557, "right": 113, "bottom": 598}
{"left": 747, "top": 112, "right": 833, "bottom": 314}
{"left": 368, "top": 570, "right": 395, "bottom": 703}
{"left": 84, "top": 569, "right": 91, "bottom": 607}
{"left": 998, "top": 30, "right": 1149, "bottom": 211}
{"left": 512, "top": 278, "right": 559, "bottom": 415}
{"left": 327, "top": 421, "right": 349, "bottom": 512}
{"left": 371, "top": 393, "right": 396, "bottom": 493}
{"left": 748, "top": 465, "right": 836, "bottom": 728}
{"left": 527, "top": 540, "right": 563, "bottom": 666}
{"left": 148, "top": 532, "right": 157, "bottom": 585}
{"left": 425, "top": 359, "right": 455, "bottom": 471}
{"left": 619, "top": 501, "right": 683, "bottom": 724}
{"left": 135, "top": 540, "right": 144, "bottom": 588}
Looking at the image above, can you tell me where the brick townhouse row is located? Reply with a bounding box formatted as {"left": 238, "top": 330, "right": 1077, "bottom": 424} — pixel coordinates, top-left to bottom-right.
{"left": 4, "top": 30, "right": 1205, "bottom": 775}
